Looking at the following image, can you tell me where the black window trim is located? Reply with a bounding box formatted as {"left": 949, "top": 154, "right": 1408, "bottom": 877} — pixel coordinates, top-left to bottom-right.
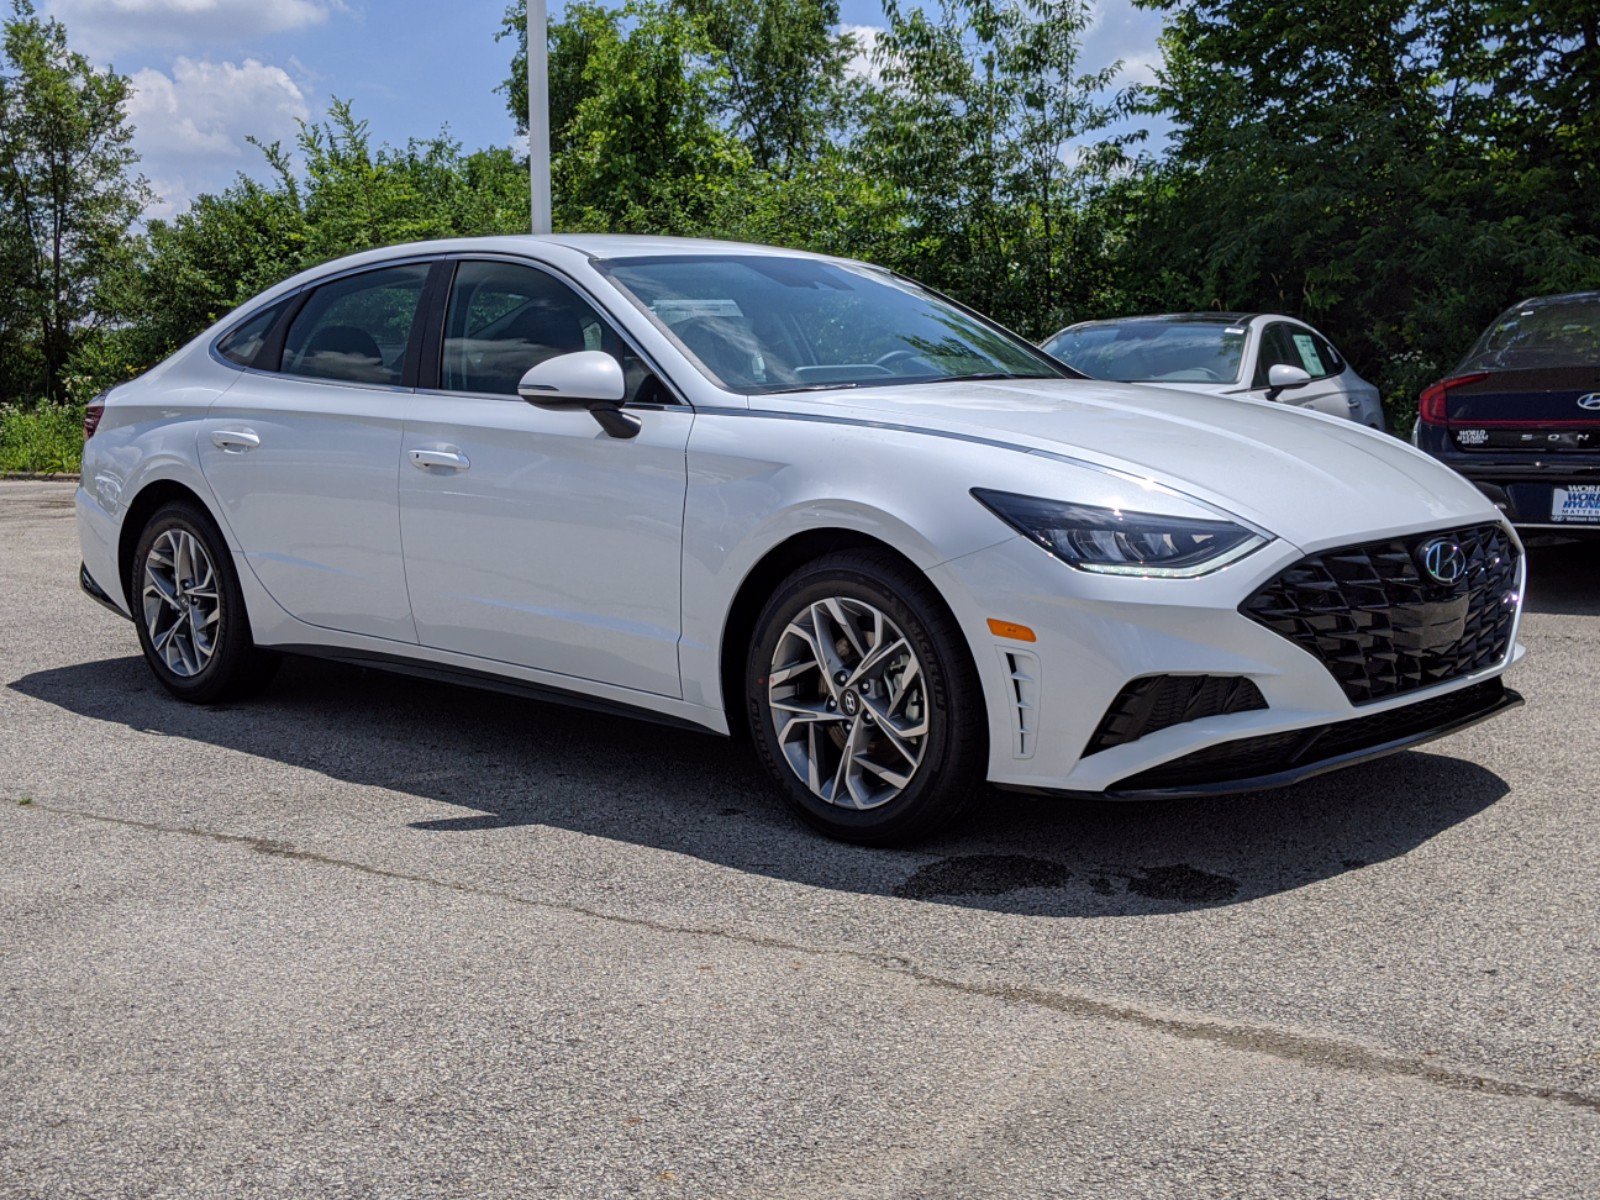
{"left": 415, "top": 251, "right": 689, "bottom": 409}
{"left": 206, "top": 254, "right": 447, "bottom": 392}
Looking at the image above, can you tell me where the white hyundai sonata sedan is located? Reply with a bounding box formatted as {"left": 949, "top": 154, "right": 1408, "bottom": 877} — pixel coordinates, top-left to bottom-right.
{"left": 78, "top": 235, "right": 1526, "bottom": 843}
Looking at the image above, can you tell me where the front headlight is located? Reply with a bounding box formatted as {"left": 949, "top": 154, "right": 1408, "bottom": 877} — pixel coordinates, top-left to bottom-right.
{"left": 972, "top": 489, "right": 1269, "bottom": 577}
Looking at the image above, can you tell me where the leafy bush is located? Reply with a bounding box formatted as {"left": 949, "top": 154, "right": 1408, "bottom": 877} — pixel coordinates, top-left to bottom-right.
{"left": 0, "top": 401, "right": 83, "bottom": 474}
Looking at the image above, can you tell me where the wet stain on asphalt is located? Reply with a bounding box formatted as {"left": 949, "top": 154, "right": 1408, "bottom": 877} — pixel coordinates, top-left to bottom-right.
{"left": 895, "top": 856, "right": 1242, "bottom": 905}
{"left": 894, "top": 854, "right": 1072, "bottom": 898}
{"left": 1123, "top": 864, "right": 1240, "bottom": 904}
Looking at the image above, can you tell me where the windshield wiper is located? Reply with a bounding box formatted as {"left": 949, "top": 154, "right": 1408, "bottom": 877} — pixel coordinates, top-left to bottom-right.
{"left": 761, "top": 381, "right": 863, "bottom": 395}
{"left": 937, "top": 372, "right": 1057, "bottom": 383}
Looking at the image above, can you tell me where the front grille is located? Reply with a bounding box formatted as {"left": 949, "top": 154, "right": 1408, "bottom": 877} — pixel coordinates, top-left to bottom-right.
{"left": 1241, "top": 523, "right": 1519, "bottom": 704}
{"left": 1111, "top": 678, "right": 1509, "bottom": 793}
{"left": 1085, "top": 675, "right": 1267, "bottom": 755}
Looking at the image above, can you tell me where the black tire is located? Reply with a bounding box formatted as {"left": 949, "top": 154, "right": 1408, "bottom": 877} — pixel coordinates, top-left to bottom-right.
{"left": 129, "top": 500, "right": 280, "bottom": 704}
{"left": 745, "top": 549, "right": 986, "bottom": 845}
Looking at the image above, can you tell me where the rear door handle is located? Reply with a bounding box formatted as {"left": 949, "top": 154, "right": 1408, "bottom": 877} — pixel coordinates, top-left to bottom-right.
{"left": 211, "top": 429, "right": 260, "bottom": 452}
{"left": 409, "top": 448, "right": 471, "bottom": 472}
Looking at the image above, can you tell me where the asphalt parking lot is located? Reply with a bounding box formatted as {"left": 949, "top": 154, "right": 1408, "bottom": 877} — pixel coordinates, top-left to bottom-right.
{"left": 2, "top": 478, "right": 1597, "bottom": 1198}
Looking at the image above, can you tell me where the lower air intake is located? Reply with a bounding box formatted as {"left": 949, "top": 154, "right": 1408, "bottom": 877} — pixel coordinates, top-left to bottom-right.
{"left": 1085, "top": 675, "right": 1267, "bottom": 756}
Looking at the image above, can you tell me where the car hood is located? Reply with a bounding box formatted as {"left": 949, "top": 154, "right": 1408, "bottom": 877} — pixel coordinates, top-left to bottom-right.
{"left": 776, "top": 377, "right": 1494, "bottom": 550}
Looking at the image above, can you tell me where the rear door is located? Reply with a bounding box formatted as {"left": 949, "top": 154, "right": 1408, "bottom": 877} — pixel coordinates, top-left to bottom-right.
{"left": 199, "top": 261, "right": 434, "bottom": 643}
{"left": 397, "top": 257, "right": 692, "bottom": 697}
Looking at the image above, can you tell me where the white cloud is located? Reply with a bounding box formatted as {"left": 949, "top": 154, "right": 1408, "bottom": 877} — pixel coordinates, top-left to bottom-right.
{"left": 1119, "top": 51, "right": 1160, "bottom": 87}
{"left": 48, "top": 0, "right": 340, "bottom": 55}
{"left": 841, "top": 24, "right": 884, "bottom": 85}
{"left": 126, "top": 57, "right": 309, "bottom": 214}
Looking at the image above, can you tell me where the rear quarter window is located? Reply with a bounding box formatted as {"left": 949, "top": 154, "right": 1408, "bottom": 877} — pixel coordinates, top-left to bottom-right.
{"left": 215, "top": 301, "right": 290, "bottom": 368}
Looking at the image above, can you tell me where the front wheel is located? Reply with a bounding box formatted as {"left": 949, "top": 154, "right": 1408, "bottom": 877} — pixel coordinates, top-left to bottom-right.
{"left": 746, "top": 550, "right": 986, "bottom": 845}
{"left": 130, "top": 500, "right": 279, "bottom": 704}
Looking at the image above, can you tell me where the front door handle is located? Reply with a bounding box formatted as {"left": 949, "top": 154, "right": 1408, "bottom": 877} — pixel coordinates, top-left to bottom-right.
{"left": 211, "top": 429, "right": 260, "bottom": 452}
{"left": 409, "top": 448, "right": 471, "bottom": 472}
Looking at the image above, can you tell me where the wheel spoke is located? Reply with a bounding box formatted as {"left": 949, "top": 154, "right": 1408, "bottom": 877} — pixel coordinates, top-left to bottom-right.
{"left": 827, "top": 716, "right": 865, "bottom": 808}
{"left": 145, "top": 570, "right": 181, "bottom": 610}
{"left": 862, "top": 695, "right": 924, "bottom": 765}
{"left": 773, "top": 698, "right": 849, "bottom": 743}
{"left": 857, "top": 755, "right": 913, "bottom": 791}
{"left": 821, "top": 598, "right": 868, "bottom": 663}
{"left": 847, "top": 636, "right": 908, "bottom": 689}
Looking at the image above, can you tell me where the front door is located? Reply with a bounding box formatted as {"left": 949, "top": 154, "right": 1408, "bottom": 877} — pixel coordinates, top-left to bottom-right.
{"left": 1252, "top": 323, "right": 1350, "bottom": 418}
{"left": 198, "top": 262, "right": 431, "bottom": 643}
{"left": 398, "top": 258, "right": 690, "bottom": 698}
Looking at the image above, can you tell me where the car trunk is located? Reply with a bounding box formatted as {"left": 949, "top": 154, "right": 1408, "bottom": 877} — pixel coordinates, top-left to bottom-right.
{"left": 1447, "top": 368, "right": 1600, "bottom": 447}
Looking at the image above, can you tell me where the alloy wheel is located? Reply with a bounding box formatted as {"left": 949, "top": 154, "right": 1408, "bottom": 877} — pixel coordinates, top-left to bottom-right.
{"left": 766, "top": 597, "right": 929, "bottom": 810}
{"left": 141, "top": 528, "right": 221, "bottom": 678}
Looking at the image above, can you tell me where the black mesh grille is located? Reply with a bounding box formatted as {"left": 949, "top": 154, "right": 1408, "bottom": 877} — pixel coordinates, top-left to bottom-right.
{"left": 1112, "top": 678, "right": 1508, "bottom": 793}
{"left": 1085, "top": 675, "right": 1267, "bottom": 755}
{"left": 1240, "top": 523, "right": 1519, "bottom": 705}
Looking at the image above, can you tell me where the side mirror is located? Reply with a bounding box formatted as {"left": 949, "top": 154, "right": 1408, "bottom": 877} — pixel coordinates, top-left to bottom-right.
{"left": 516, "top": 351, "right": 639, "bottom": 439}
{"left": 1264, "top": 363, "right": 1312, "bottom": 401}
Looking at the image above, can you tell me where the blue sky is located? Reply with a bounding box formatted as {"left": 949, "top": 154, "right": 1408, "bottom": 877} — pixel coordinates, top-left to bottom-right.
{"left": 48, "top": 0, "right": 1166, "bottom": 218}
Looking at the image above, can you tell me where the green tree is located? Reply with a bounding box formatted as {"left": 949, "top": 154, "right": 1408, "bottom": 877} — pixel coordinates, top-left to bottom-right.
{"left": 855, "top": 0, "right": 1129, "bottom": 335}
{"left": 0, "top": 0, "right": 148, "bottom": 401}
{"left": 1131, "top": 0, "right": 1600, "bottom": 420}
{"left": 679, "top": 0, "right": 855, "bottom": 170}
{"left": 108, "top": 101, "right": 529, "bottom": 375}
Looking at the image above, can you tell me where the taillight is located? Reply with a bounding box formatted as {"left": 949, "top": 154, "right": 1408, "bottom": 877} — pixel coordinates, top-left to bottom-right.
{"left": 84, "top": 390, "right": 107, "bottom": 440}
{"left": 1417, "top": 372, "right": 1489, "bottom": 426}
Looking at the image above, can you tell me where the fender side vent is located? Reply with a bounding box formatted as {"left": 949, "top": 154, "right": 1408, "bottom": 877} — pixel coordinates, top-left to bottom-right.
{"left": 1000, "top": 649, "right": 1041, "bottom": 759}
{"left": 1085, "top": 675, "right": 1267, "bottom": 756}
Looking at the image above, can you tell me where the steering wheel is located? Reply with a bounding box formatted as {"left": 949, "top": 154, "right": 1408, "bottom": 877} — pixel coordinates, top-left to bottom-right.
{"left": 873, "top": 349, "right": 929, "bottom": 373}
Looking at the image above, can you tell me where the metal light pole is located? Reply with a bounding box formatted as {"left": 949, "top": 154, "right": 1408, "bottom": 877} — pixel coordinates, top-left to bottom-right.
{"left": 527, "top": 0, "right": 552, "bottom": 234}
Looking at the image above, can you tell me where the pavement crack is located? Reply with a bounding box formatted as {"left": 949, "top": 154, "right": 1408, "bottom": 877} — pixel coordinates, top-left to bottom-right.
{"left": 27, "top": 801, "right": 1600, "bottom": 1117}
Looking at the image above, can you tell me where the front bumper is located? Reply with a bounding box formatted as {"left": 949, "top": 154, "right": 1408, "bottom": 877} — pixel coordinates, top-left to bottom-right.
{"left": 1092, "top": 678, "right": 1520, "bottom": 798}
{"left": 929, "top": 525, "right": 1525, "bottom": 796}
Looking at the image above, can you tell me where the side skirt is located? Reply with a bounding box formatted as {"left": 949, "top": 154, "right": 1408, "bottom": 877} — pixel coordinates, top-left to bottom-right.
{"left": 270, "top": 642, "right": 717, "bottom": 736}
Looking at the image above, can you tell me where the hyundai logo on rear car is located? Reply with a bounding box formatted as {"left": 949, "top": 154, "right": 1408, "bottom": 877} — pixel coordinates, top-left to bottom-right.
{"left": 1578, "top": 393, "right": 1600, "bottom": 410}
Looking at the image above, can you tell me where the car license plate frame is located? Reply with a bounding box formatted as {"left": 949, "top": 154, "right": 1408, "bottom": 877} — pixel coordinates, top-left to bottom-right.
{"left": 1552, "top": 483, "right": 1600, "bottom": 524}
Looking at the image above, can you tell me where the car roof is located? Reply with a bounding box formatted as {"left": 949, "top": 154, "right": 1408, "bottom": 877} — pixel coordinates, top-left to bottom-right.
{"left": 362, "top": 233, "right": 837, "bottom": 262}
{"left": 1054, "top": 312, "right": 1265, "bottom": 332}
{"left": 1504, "top": 291, "right": 1600, "bottom": 309}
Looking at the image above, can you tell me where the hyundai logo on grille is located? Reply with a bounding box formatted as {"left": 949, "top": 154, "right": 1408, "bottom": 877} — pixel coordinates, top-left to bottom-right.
{"left": 1578, "top": 393, "right": 1600, "bottom": 411}
{"left": 1419, "top": 538, "right": 1468, "bottom": 586}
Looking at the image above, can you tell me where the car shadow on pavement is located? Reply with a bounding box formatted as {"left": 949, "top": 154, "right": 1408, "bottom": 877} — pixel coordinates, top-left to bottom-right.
{"left": 1522, "top": 536, "right": 1600, "bottom": 616}
{"left": 10, "top": 653, "right": 1511, "bottom": 918}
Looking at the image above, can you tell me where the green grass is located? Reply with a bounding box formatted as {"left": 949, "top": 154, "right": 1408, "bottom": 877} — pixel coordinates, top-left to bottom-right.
{"left": 0, "top": 402, "right": 83, "bottom": 474}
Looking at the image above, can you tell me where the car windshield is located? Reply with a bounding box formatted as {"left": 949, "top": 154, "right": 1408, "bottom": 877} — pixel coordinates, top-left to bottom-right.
{"left": 1044, "top": 320, "right": 1247, "bottom": 384}
{"left": 598, "top": 254, "right": 1067, "bottom": 395}
{"left": 1457, "top": 297, "right": 1600, "bottom": 371}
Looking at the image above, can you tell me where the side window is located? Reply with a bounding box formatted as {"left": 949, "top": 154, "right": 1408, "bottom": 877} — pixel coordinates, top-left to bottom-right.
{"left": 1311, "top": 332, "right": 1344, "bottom": 375}
{"left": 441, "top": 260, "right": 669, "bottom": 404}
{"left": 1287, "top": 329, "right": 1332, "bottom": 378}
{"left": 1253, "top": 324, "right": 1298, "bottom": 387}
{"left": 216, "top": 301, "right": 288, "bottom": 368}
{"left": 282, "top": 264, "right": 429, "bottom": 385}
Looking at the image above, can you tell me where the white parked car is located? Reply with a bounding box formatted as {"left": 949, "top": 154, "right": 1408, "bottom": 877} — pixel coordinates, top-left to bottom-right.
{"left": 79, "top": 237, "right": 1522, "bottom": 844}
{"left": 1043, "top": 313, "right": 1387, "bottom": 429}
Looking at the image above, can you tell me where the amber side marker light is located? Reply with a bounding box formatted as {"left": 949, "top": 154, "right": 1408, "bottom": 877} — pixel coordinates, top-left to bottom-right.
{"left": 987, "top": 618, "right": 1037, "bottom": 642}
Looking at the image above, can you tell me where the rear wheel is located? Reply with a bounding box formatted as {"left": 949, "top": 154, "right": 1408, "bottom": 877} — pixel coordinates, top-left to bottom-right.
{"left": 130, "top": 501, "right": 279, "bottom": 703}
{"left": 746, "top": 550, "right": 986, "bottom": 845}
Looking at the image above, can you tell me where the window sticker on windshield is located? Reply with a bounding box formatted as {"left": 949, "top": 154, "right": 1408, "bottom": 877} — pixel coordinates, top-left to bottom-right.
{"left": 1292, "top": 333, "right": 1325, "bottom": 375}
{"left": 652, "top": 298, "right": 744, "bottom": 323}
{"left": 1225, "top": 327, "right": 1247, "bottom": 335}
